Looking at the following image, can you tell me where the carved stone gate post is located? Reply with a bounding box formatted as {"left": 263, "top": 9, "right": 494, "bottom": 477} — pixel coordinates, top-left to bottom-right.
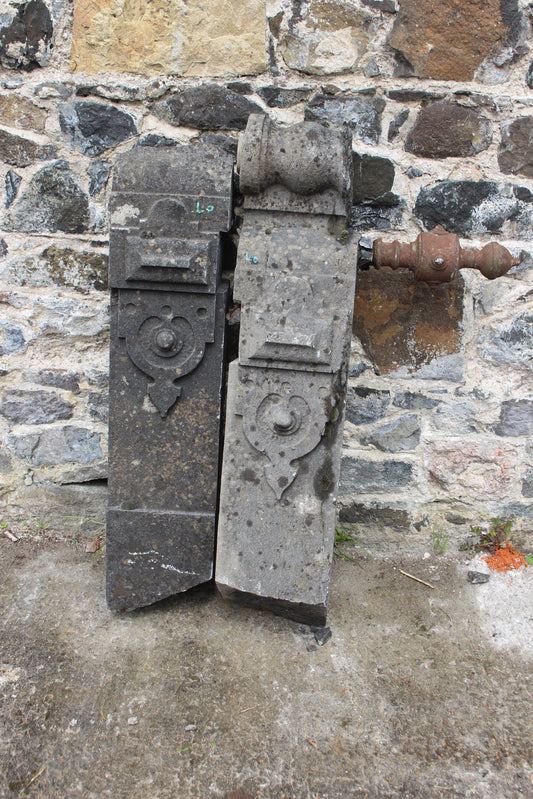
{"left": 106, "top": 146, "right": 233, "bottom": 611}
{"left": 216, "top": 116, "right": 358, "bottom": 625}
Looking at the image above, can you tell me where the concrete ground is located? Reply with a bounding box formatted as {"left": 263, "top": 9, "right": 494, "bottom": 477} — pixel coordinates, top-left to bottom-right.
{"left": 0, "top": 530, "right": 532, "bottom": 799}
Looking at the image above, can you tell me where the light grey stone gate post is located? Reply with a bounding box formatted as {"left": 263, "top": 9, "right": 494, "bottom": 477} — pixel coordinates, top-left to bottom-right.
{"left": 216, "top": 116, "right": 358, "bottom": 625}
{"left": 106, "top": 145, "right": 233, "bottom": 612}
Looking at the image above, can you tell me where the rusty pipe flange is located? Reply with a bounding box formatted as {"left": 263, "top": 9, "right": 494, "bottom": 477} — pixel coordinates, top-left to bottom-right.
{"left": 372, "top": 226, "right": 520, "bottom": 285}
{"left": 236, "top": 114, "right": 353, "bottom": 203}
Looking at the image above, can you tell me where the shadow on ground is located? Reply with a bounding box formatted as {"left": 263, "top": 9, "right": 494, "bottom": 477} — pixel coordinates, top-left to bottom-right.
{"left": 0, "top": 537, "right": 531, "bottom": 798}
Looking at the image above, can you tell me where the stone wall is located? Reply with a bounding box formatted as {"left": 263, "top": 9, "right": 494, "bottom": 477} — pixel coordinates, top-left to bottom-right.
{"left": 0, "top": 0, "right": 532, "bottom": 551}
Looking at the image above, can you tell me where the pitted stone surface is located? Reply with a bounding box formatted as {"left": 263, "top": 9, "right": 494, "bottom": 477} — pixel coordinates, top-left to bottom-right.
{"left": 234, "top": 212, "right": 356, "bottom": 373}
{"left": 216, "top": 362, "right": 345, "bottom": 625}
{"left": 216, "top": 116, "right": 357, "bottom": 625}
{"left": 106, "top": 145, "right": 234, "bottom": 612}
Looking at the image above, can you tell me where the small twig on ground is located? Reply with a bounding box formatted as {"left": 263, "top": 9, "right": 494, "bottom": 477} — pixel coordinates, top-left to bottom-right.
{"left": 398, "top": 569, "right": 435, "bottom": 589}
{"left": 3, "top": 529, "right": 18, "bottom": 542}
{"left": 21, "top": 764, "right": 46, "bottom": 794}
{"left": 239, "top": 704, "right": 263, "bottom": 714}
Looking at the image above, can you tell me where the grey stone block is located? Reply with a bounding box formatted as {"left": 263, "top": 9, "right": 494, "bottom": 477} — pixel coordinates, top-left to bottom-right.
{"left": 339, "top": 457, "right": 413, "bottom": 493}
{"left": 494, "top": 399, "right": 533, "bottom": 436}
{"left": 59, "top": 102, "right": 138, "bottom": 157}
{"left": 216, "top": 116, "right": 357, "bottom": 625}
{"left": 5, "top": 160, "right": 89, "bottom": 234}
{"left": 234, "top": 212, "right": 355, "bottom": 374}
{"left": 0, "top": 322, "right": 25, "bottom": 355}
{"left": 9, "top": 427, "right": 103, "bottom": 466}
{"left": 393, "top": 391, "right": 441, "bottom": 410}
{"left": 346, "top": 386, "right": 390, "bottom": 425}
{"left": 361, "top": 414, "right": 420, "bottom": 451}
{"left": 0, "top": 388, "right": 73, "bottom": 424}
{"left": 216, "top": 363, "right": 345, "bottom": 626}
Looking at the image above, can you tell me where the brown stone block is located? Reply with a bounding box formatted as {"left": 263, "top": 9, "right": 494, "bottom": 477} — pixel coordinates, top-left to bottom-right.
{"left": 352, "top": 270, "right": 463, "bottom": 375}
{"left": 71, "top": 0, "right": 266, "bottom": 76}
{"left": 427, "top": 441, "right": 516, "bottom": 498}
{"left": 388, "top": 0, "right": 520, "bottom": 81}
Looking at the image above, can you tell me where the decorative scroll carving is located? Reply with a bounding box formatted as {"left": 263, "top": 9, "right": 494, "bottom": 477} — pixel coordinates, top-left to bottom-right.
{"left": 118, "top": 293, "right": 215, "bottom": 417}
{"left": 237, "top": 375, "right": 329, "bottom": 499}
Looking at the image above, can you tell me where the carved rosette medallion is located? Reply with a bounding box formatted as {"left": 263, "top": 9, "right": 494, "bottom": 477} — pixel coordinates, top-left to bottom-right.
{"left": 237, "top": 376, "right": 330, "bottom": 499}
{"left": 118, "top": 293, "right": 215, "bottom": 417}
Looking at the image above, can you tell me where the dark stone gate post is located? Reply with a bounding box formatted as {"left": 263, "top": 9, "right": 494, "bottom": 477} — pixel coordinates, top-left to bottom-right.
{"left": 106, "top": 145, "right": 233, "bottom": 612}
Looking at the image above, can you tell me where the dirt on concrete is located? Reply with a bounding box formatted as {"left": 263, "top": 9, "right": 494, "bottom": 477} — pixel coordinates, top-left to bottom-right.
{"left": 0, "top": 534, "right": 532, "bottom": 799}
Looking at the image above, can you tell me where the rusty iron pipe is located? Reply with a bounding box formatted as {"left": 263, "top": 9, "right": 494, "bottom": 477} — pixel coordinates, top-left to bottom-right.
{"left": 371, "top": 225, "right": 520, "bottom": 285}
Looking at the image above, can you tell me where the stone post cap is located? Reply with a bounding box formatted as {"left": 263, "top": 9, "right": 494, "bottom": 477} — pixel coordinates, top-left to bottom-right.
{"left": 237, "top": 115, "right": 353, "bottom": 210}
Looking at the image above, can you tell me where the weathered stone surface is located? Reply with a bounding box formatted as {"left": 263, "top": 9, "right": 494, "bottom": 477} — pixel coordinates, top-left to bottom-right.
{"left": 0, "top": 238, "right": 7, "bottom": 256}
{"left": 482, "top": 312, "right": 533, "bottom": 367}
{"left": 388, "top": 109, "right": 409, "bottom": 142}
{"left": 0, "top": 94, "right": 47, "bottom": 130}
{"left": 352, "top": 270, "right": 464, "bottom": 376}
{"left": 514, "top": 185, "right": 533, "bottom": 203}
{"left": 88, "top": 391, "right": 108, "bottom": 423}
{"left": 107, "top": 144, "right": 234, "bottom": 612}
{"left": 34, "top": 81, "right": 72, "bottom": 100}
{"left": 338, "top": 502, "right": 410, "bottom": 528}
{"left": 349, "top": 202, "right": 404, "bottom": 232}
{"left": 0, "top": 444, "right": 13, "bottom": 473}
{"left": 59, "top": 103, "right": 138, "bottom": 157}
{"left": 88, "top": 161, "right": 111, "bottom": 196}
{"left": 71, "top": 0, "right": 266, "bottom": 76}
{"left": 1, "top": 245, "right": 108, "bottom": 292}
{"left": 0, "top": 0, "right": 53, "bottom": 70}
{"left": 257, "top": 86, "right": 312, "bottom": 108}
{"left": 498, "top": 117, "right": 533, "bottom": 178}
{"left": 387, "top": 89, "right": 443, "bottom": 103}
{"left": 0, "top": 322, "right": 25, "bottom": 355}
{"left": 345, "top": 386, "right": 390, "bottom": 425}
{"left": 226, "top": 81, "right": 253, "bottom": 94}
{"left": 522, "top": 469, "right": 533, "bottom": 497}
{"left": 494, "top": 399, "right": 533, "bottom": 436}
{"left": 339, "top": 457, "right": 413, "bottom": 493}
{"left": 5, "top": 169, "right": 21, "bottom": 207}
{"left": 527, "top": 61, "right": 533, "bottom": 89}
{"left": 0, "top": 127, "right": 56, "bottom": 166}
{"left": 153, "top": 86, "right": 263, "bottom": 131}
{"left": 30, "top": 294, "right": 109, "bottom": 338}
{"left": 393, "top": 391, "right": 441, "bottom": 410}
{"left": 278, "top": 0, "right": 368, "bottom": 75}
{"left": 361, "top": 0, "right": 396, "bottom": 12}
{"left": 9, "top": 426, "right": 103, "bottom": 466}
{"left": 427, "top": 442, "right": 515, "bottom": 497}
{"left": 388, "top": 0, "right": 523, "bottom": 81}
{"left": 0, "top": 389, "right": 73, "bottom": 424}
{"left": 217, "top": 116, "right": 356, "bottom": 626}
{"left": 414, "top": 181, "right": 519, "bottom": 237}
{"left": 353, "top": 153, "right": 394, "bottom": 203}
{"left": 234, "top": 214, "right": 356, "bottom": 374}
{"left": 431, "top": 403, "right": 478, "bottom": 435}
{"left": 23, "top": 369, "right": 81, "bottom": 394}
{"left": 5, "top": 161, "right": 89, "bottom": 234}
{"left": 136, "top": 134, "right": 177, "bottom": 149}
{"left": 217, "top": 363, "right": 347, "bottom": 625}
{"left": 305, "top": 94, "right": 385, "bottom": 144}
{"left": 86, "top": 369, "right": 108, "bottom": 388}
{"left": 361, "top": 414, "right": 420, "bottom": 451}
{"left": 405, "top": 103, "right": 492, "bottom": 159}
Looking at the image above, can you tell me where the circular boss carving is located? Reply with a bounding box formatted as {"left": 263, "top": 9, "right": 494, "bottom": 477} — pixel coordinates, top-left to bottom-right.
{"left": 137, "top": 315, "right": 195, "bottom": 367}
{"left": 255, "top": 393, "right": 310, "bottom": 445}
